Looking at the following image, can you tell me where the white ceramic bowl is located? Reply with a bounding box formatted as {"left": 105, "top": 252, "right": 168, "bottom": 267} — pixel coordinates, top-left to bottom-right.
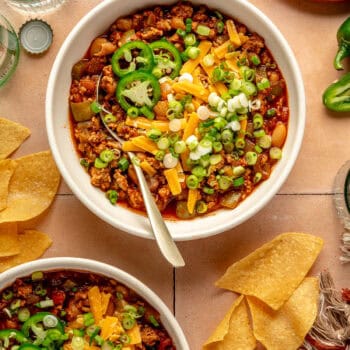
{"left": 46, "top": 0, "right": 305, "bottom": 241}
{"left": 0, "top": 257, "right": 190, "bottom": 350}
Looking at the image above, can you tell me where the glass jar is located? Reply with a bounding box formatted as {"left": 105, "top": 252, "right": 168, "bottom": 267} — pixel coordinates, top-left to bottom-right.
{"left": 0, "top": 14, "right": 20, "bottom": 88}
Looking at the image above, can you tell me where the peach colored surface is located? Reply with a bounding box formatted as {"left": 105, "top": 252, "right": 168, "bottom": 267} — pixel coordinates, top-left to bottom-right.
{"left": 1, "top": 1, "right": 350, "bottom": 349}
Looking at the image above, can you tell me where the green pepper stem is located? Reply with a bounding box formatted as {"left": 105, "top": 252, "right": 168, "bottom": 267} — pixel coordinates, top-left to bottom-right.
{"left": 334, "top": 43, "right": 350, "bottom": 70}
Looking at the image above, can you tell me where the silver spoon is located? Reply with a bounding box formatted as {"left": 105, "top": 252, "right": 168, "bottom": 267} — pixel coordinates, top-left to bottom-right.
{"left": 96, "top": 75, "right": 185, "bottom": 267}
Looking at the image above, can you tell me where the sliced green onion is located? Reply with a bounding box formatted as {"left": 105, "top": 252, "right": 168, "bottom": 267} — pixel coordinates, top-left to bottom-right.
{"left": 203, "top": 186, "right": 215, "bottom": 194}
{"left": 90, "top": 101, "right": 102, "bottom": 114}
{"left": 257, "top": 135, "right": 272, "bottom": 149}
{"left": 187, "top": 46, "right": 200, "bottom": 60}
{"left": 71, "top": 336, "right": 85, "bottom": 350}
{"left": 100, "top": 149, "right": 114, "bottom": 163}
{"left": 119, "top": 334, "right": 131, "bottom": 345}
{"left": 221, "top": 129, "right": 233, "bottom": 144}
{"left": 269, "top": 146, "right": 282, "bottom": 160}
{"left": 35, "top": 299, "right": 54, "bottom": 308}
{"left": 210, "top": 154, "right": 222, "bottom": 165}
{"left": 251, "top": 54, "right": 261, "bottom": 66}
{"left": 176, "top": 28, "right": 186, "bottom": 37}
{"left": 169, "top": 100, "right": 183, "bottom": 114}
{"left": 43, "top": 314, "right": 59, "bottom": 328}
{"left": 245, "top": 151, "right": 258, "bottom": 166}
{"left": 132, "top": 156, "right": 140, "bottom": 166}
{"left": 191, "top": 166, "right": 206, "bottom": 179}
{"left": 233, "top": 166, "right": 245, "bottom": 177}
{"left": 254, "top": 144, "right": 263, "bottom": 153}
{"left": 212, "top": 67, "right": 225, "bottom": 82}
{"left": 186, "top": 135, "right": 198, "bottom": 151}
{"left": 86, "top": 325, "right": 100, "bottom": 337}
{"left": 218, "top": 176, "right": 232, "bottom": 190}
{"left": 196, "top": 201, "right": 208, "bottom": 214}
{"left": 199, "top": 154, "right": 210, "bottom": 168}
{"left": 103, "top": 114, "right": 117, "bottom": 123}
{"left": 94, "top": 158, "right": 108, "bottom": 169}
{"left": 235, "top": 138, "right": 245, "bottom": 149}
{"left": 168, "top": 133, "right": 180, "bottom": 145}
{"left": 157, "top": 137, "right": 170, "bottom": 150}
{"left": 243, "top": 68, "right": 255, "bottom": 82}
{"left": 32, "top": 271, "right": 44, "bottom": 281}
{"left": 10, "top": 299, "right": 21, "bottom": 310}
{"left": 2, "top": 290, "right": 13, "bottom": 301}
{"left": 257, "top": 78, "right": 270, "bottom": 90}
{"left": 184, "top": 33, "right": 196, "bottom": 46}
{"left": 266, "top": 108, "right": 276, "bottom": 117}
{"left": 155, "top": 150, "right": 165, "bottom": 161}
{"left": 147, "top": 128, "right": 162, "bottom": 141}
{"left": 34, "top": 284, "right": 47, "bottom": 296}
{"left": 174, "top": 140, "right": 186, "bottom": 154}
{"left": 233, "top": 176, "right": 244, "bottom": 187}
{"left": 107, "top": 190, "right": 118, "bottom": 205}
{"left": 148, "top": 315, "right": 160, "bottom": 328}
{"left": 216, "top": 21, "right": 224, "bottom": 34}
{"left": 196, "top": 24, "right": 210, "bottom": 36}
{"left": 253, "top": 172, "right": 263, "bottom": 184}
{"left": 185, "top": 18, "right": 193, "bottom": 33}
{"left": 152, "top": 67, "right": 163, "bottom": 79}
{"left": 18, "top": 308, "right": 30, "bottom": 322}
{"left": 253, "top": 113, "right": 264, "bottom": 129}
{"left": 140, "top": 106, "right": 154, "bottom": 120}
{"left": 94, "top": 335, "right": 104, "bottom": 346}
{"left": 186, "top": 175, "right": 199, "bottom": 189}
{"left": 214, "top": 10, "right": 223, "bottom": 19}
{"left": 214, "top": 117, "right": 227, "bottom": 130}
{"left": 163, "top": 153, "right": 178, "bottom": 168}
{"left": 118, "top": 158, "right": 129, "bottom": 172}
{"left": 203, "top": 54, "right": 215, "bottom": 67}
{"left": 122, "top": 314, "right": 136, "bottom": 330}
{"left": 213, "top": 141, "right": 223, "bottom": 153}
{"left": 240, "top": 81, "right": 257, "bottom": 96}
{"left": 253, "top": 129, "right": 266, "bottom": 138}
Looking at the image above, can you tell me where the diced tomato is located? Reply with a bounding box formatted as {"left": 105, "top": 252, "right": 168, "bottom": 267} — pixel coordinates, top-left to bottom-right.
{"left": 51, "top": 290, "right": 66, "bottom": 305}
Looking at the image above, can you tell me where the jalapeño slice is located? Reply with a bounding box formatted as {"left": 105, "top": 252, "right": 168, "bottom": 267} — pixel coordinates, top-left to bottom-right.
{"left": 116, "top": 71, "right": 161, "bottom": 114}
{"left": 150, "top": 40, "right": 182, "bottom": 79}
{"left": 111, "top": 41, "right": 154, "bottom": 77}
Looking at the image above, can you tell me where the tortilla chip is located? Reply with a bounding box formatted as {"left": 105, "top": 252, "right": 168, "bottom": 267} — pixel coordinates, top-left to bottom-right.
{"left": 0, "top": 151, "right": 60, "bottom": 223}
{"left": 215, "top": 232, "right": 323, "bottom": 310}
{"left": 0, "top": 222, "right": 19, "bottom": 257}
{"left": 203, "top": 295, "right": 256, "bottom": 350}
{"left": 0, "top": 118, "right": 31, "bottom": 159}
{"left": 247, "top": 277, "right": 319, "bottom": 350}
{"left": 0, "top": 230, "right": 52, "bottom": 272}
{"left": 0, "top": 159, "right": 17, "bottom": 211}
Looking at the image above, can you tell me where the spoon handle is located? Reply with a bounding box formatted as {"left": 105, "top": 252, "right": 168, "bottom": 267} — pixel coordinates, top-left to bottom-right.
{"left": 131, "top": 154, "right": 185, "bottom": 268}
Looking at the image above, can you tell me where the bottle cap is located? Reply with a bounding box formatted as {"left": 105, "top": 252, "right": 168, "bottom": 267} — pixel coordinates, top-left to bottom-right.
{"left": 19, "top": 19, "right": 53, "bottom": 54}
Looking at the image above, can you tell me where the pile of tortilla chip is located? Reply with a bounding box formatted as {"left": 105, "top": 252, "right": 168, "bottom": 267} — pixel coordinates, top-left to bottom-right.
{"left": 0, "top": 117, "right": 60, "bottom": 272}
{"left": 203, "top": 232, "right": 324, "bottom": 350}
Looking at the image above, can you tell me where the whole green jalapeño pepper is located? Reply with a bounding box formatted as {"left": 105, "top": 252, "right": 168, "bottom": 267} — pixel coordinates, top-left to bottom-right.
{"left": 112, "top": 41, "right": 154, "bottom": 77}
{"left": 323, "top": 72, "right": 350, "bottom": 112}
{"left": 149, "top": 40, "right": 182, "bottom": 79}
{"left": 116, "top": 71, "right": 161, "bottom": 115}
{"left": 334, "top": 17, "right": 350, "bottom": 70}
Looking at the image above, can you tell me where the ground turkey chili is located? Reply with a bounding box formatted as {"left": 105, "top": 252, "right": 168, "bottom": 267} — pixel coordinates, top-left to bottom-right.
{"left": 0, "top": 270, "right": 175, "bottom": 350}
{"left": 69, "top": 1, "right": 289, "bottom": 219}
